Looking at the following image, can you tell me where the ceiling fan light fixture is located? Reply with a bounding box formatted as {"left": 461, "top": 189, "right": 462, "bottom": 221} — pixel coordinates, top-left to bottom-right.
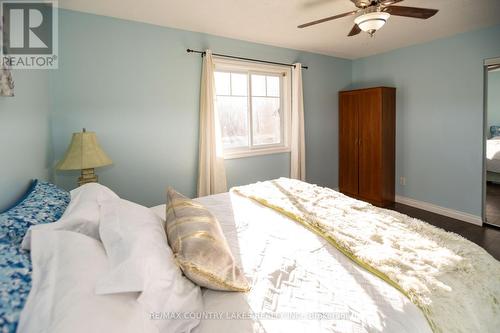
{"left": 354, "top": 11, "right": 391, "bottom": 36}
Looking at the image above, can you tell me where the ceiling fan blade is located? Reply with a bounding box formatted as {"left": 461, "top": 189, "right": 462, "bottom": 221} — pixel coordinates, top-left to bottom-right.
{"left": 348, "top": 24, "right": 361, "bottom": 37}
{"left": 298, "top": 10, "right": 359, "bottom": 28}
{"left": 383, "top": 6, "right": 438, "bottom": 19}
{"left": 380, "top": 0, "right": 405, "bottom": 5}
{"left": 488, "top": 64, "right": 500, "bottom": 71}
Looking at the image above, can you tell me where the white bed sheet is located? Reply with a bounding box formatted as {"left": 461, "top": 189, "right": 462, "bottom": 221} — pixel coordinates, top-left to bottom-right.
{"left": 151, "top": 192, "right": 431, "bottom": 333}
{"left": 487, "top": 136, "right": 500, "bottom": 173}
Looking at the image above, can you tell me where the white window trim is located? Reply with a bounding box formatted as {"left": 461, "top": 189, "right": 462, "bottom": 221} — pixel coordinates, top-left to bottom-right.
{"left": 213, "top": 57, "right": 292, "bottom": 160}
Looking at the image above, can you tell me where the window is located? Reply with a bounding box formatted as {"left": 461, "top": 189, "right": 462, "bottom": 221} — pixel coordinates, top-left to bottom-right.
{"left": 214, "top": 59, "right": 291, "bottom": 159}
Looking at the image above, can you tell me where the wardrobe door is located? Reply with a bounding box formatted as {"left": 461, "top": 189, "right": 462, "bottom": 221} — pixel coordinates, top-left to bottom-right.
{"left": 358, "top": 89, "right": 382, "bottom": 203}
{"left": 339, "top": 92, "right": 359, "bottom": 196}
{"left": 381, "top": 88, "right": 396, "bottom": 204}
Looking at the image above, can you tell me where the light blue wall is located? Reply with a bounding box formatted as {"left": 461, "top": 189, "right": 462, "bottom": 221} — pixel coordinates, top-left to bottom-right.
{"left": 0, "top": 70, "right": 51, "bottom": 211}
{"left": 352, "top": 25, "right": 500, "bottom": 217}
{"left": 488, "top": 70, "right": 500, "bottom": 136}
{"left": 6, "top": 8, "right": 492, "bottom": 216}
{"left": 51, "top": 10, "right": 352, "bottom": 206}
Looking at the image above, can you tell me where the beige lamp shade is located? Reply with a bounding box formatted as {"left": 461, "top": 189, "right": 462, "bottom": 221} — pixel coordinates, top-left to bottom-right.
{"left": 57, "top": 130, "right": 112, "bottom": 170}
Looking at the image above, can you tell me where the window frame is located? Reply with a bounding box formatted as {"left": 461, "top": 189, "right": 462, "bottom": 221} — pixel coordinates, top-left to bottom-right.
{"left": 213, "top": 57, "right": 292, "bottom": 159}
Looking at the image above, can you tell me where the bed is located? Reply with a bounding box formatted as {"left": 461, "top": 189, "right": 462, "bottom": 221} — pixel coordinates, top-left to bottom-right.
{"left": 0, "top": 181, "right": 70, "bottom": 332}
{"left": 487, "top": 126, "right": 500, "bottom": 183}
{"left": 152, "top": 192, "right": 431, "bottom": 333}
{"left": 487, "top": 135, "right": 500, "bottom": 183}
{"left": 3, "top": 179, "right": 500, "bottom": 333}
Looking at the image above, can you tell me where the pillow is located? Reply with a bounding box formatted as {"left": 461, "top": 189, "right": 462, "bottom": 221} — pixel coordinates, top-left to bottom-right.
{"left": 97, "top": 198, "right": 203, "bottom": 333}
{"left": 491, "top": 126, "right": 500, "bottom": 138}
{"left": 17, "top": 229, "right": 158, "bottom": 333}
{"left": 61, "top": 182, "right": 120, "bottom": 219}
{"left": 165, "top": 188, "right": 250, "bottom": 292}
{"left": 0, "top": 180, "right": 70, "bottom": 244}
{"left": 21, "top": 183, "right": 119, "bottom": 250}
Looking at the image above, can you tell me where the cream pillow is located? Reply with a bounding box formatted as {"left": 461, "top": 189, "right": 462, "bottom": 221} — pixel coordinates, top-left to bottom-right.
{"left": 18, "top": 230, "right": 158, "bottom": 333}
{"left": 97, "top": 198, "right": 203, "bottom": 333}
{"left": 21, "top": 183, "right": 119, "bottom": 250}
{"left": 165, "top": 188, "right": 250, "bottom": 292}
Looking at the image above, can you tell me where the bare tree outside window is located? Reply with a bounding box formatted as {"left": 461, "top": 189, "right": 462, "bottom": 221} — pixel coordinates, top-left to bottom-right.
{"left": 215, "top": 66, "right": 289, "bottom": 158}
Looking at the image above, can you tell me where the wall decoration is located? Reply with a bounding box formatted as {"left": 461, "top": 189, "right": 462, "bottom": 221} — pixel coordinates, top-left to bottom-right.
{"left": 0, "top": 64, "right": 14, "bottom": 97}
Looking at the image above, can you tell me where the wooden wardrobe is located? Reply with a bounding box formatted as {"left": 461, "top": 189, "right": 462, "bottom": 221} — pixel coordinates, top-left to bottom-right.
{"left": 339, "top": 87, "right": 395, "bottom": 207}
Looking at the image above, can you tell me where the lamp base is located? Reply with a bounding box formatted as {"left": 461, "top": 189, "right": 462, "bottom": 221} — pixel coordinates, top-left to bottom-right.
{"left": 78, "top": 168, "right": 98, "bottom": 186}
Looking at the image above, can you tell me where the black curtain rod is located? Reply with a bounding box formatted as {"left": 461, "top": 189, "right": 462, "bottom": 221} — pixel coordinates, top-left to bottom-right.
{"left": 186, "top": 49, "right": 308, "bottom": 70}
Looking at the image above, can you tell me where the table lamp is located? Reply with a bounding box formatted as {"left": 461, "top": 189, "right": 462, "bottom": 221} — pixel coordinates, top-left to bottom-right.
{"left": 56, "top": 129, "right": 112, "bottom": 186}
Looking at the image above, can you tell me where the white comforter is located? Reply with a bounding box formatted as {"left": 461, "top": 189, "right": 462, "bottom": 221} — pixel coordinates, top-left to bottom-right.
{"left": 152, "top": 193, "right": 431, "bottom": 333}
{"left": 487, "top": 136, "right": 500, "bottom": 173}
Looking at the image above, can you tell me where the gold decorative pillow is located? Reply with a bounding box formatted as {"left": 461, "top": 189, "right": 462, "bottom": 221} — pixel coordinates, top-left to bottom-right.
{"left": 165, "top": 188, "right": 250, "bottom": 292}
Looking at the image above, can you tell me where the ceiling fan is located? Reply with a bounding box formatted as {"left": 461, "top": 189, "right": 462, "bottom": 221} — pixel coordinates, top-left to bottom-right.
{"left": 298, "top": 0, "right": 438, "bottom": 37}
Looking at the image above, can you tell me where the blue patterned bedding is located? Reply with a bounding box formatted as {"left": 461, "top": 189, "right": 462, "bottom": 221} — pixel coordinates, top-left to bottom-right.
{"left": 0, "top": 181, "right": 70, "bottom": 333}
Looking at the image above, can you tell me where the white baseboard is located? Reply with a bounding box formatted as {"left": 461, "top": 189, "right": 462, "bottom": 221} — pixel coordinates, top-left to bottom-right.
{"left": 332, "top": 187, "right": 482, "bottom": 226}
{"left": 395, "top": 195, "right": 483, "bottom": 226}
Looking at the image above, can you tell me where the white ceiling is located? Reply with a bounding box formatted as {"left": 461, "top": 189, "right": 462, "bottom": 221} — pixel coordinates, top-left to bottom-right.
{"left": 57, "top": 0, "right": 500, "bottom": 59}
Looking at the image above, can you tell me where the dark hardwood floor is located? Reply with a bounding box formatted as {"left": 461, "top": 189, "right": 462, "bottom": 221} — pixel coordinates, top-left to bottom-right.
{"left": 486, "top": 182, "right": 500, "bottom": 227}
{"left": 388, "top": 202, "right": 500, "bottom": 261}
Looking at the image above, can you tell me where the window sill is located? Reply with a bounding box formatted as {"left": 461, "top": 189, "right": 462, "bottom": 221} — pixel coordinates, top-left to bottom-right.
{"left": 224, "top": 147, "right": 291, "bottom": 160}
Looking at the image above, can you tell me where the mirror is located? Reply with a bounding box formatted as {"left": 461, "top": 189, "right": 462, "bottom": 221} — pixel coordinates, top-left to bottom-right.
{"left": 485, "top": 63, "right": 500, "bottom": 227}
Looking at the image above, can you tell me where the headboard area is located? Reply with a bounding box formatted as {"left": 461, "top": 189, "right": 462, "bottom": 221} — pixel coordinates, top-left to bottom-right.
{"left": 0, "top": 180, "right": 39, "bottom": 213}
{"left": 491, "top": 126, "right": 500, "bottom": 138}
{"left": 0, "top": 70, "right": 52, "bottom": 211}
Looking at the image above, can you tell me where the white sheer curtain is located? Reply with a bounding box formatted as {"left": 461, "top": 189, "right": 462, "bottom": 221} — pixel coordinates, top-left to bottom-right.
{"left": 290, "top": 63, "right": 306, "bottom": 181}
{"left": 197, "top": 50, "right": 227, "bottom": 197}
